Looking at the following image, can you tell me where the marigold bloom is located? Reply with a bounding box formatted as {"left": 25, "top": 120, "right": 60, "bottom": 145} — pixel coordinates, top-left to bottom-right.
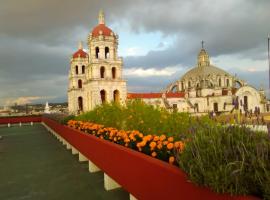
{"left": 160, "top": 134, "right": 166, "bottom": 141}
{"left": 167, "top": 143, "right": 174, "bottom": 150}
{"left": 168, "top": 137, "right": 174, "bottom": 142}
{"left": 153, "top": 136, "right": 159, "bottom": 141}
{"left": 169, "top": 156, "right": 175, "bottom": 164}
{"left": 151, "top": 152, "right": 157, "bottom": 157}
{"left": 157, "top": 143, "right": 163, "bottom": 150}
{"left": 149, "top": 142, "right": 156, "bottom": 149}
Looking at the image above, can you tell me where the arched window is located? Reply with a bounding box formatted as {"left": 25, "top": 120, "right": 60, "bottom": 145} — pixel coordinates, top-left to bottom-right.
{"left": 181, "top": 82, "right": 184, "bottom": 91}
{"left": 78, "top": 79, "right": 82, "bottom": 88}
{"left": 95, "top": 47, "right": 99, "bottom": 59}
{"left": 82, "top": 65, "right": 85, "bottom": 74}
{"left": 105, "top": 47, "right": 110, "bottom": 59}
{"left": 219, "top": 78, "right": 221, "bottom": 87}
{"left": 100, "top": 66, "right": 105, "bottom": 78}
{"left": 75, "top": 65, "right": 78, "bottom": 75}
{"left": 113, "top": 90, "right": 120, "bottom": 103}
{"left": 100, "top": 90, "right": 106, "bottom": 104}
{"left": 78, "top": 97, "right": 83, "bottom": 111}
{"left": 226, "top": 79, "right": 230, "bottom": 87}
{"left": 171, "top": 85, "right": 177, "bottom": 93}
{"left": 188, "top": 81, "right": 191, "bottom": 88}
{"left": 112, "top": 67, "right": 116, "bottom": 79}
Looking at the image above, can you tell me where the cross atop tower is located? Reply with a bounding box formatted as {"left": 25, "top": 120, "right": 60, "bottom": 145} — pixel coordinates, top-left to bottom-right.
{"left": 78, "top": 41, "right": 83, "bottom": 50}
{"left": 201, "top": 40, "right": 204, "bottom": 49}
{"left": 98, "top": 9, "right": 105, "bottom": 24}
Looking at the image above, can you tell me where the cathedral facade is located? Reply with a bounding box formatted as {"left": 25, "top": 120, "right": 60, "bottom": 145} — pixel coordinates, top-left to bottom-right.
{"left": 128, "top": 47, "right": 267, "bottom": 114}
{"left": 68, "top": 11, "right": 127, "bottom": 114}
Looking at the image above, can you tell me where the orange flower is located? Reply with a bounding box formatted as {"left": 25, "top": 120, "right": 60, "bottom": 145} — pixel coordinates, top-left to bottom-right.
{"left": 151, "top": 152, "right": 157, "bottom": 157}
{"left": 149, "top": 141, "right": 156, "bottom": 150}
{"left": 167, "top": 143, "right": 174, "bottom": 150}
{"left": 160, "top": 134, "right": 166, "bottom": 141}
{"left": 174, "top": 141, "right": 180, "bottom": 148}
{"left": 169, "top": 156, "right": 175, "bottom": 164}
{"left": 157, "top": 143, "right": 163, "bottom": 150}
{"left": 163, "top": 141, "right": 168, "bottom": 145}
{"left": 168, "top": 137, "right": 174, "bottom": 142}
{"left": 140, "top": 141, "right": 146, "bottom": 147}
{"left": 153, "top": 136, "right": 159, "bottom": 141}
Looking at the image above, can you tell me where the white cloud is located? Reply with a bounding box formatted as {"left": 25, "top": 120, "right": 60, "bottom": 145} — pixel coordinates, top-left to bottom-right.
{"left": 124, "top": 66, "right": 181, "bottom": 77}
{"left": 124, "top": 47, "right": 147, "bottom": 56}
{"left": 4, "top": 96, "right": 54, "bottom": 106}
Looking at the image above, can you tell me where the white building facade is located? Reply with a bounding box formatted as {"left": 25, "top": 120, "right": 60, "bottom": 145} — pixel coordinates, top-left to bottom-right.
{"left": 68, "top": 11, "right": 127, "bottom": 114}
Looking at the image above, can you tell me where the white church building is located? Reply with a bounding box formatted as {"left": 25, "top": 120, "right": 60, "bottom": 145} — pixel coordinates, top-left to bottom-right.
{"left": 68, "top": 10, "right": 127, "bottom": 114}
{"left": 68, "top": 11, "right": 268, "bottom": 115}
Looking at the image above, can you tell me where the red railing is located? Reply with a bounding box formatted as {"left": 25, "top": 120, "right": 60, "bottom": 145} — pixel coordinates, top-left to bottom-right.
{"left": 42, "top": 117, "right": 259, "bottom": 200}
{"left": 0, "top": 116, "right": 41, "bottom": 124}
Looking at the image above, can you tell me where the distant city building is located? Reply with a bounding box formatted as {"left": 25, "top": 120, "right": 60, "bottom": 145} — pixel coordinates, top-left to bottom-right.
{"left": 44, "top": 101, "right": 50, "bottom": 114}
{"left": 68, "top": 10, "right": 127, "bottom": 114}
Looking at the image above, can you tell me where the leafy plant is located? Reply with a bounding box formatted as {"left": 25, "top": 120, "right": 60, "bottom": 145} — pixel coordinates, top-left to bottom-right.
{"left": 177, "top": 125, "right": 270, "bottom": 199}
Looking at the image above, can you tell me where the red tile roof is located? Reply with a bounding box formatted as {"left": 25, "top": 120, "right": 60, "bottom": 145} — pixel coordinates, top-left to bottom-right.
{"left": 127, "top": 92, "right": 185, "bottom": 99}
{"left": 127, "top": 93, "right": 162, "bottom": 99}
{"left": 166, "top": 92, "right": 185, "bottom": 98}
{"left": 92, "top": 24, "right": 114, "bottom": 37}
{"left": 73, "top": 49, "right": 88, "bottom": 59}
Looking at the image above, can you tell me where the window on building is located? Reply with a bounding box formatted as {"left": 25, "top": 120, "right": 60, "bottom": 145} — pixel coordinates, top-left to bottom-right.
{"left": 227, "top": 79, "right": 230, "bottom": 87}
{"left": 78, "top": 97, "right": 83, "bottom": 112}
{"left": 100, "top": 66, "right": 105, "bottom": 78}
{"left": 188, "top": 81, "right": 191, "bottom": 88}
{"left": 75, "top": 65, "right": 78, "bottom": 75}
{"left": 105, "top": 47, "right": 110, "bottom": 59}
{"left": 219, "top": 78, "right": 221, "bottom": 87}
{"left": 194, "top": 103, "right": 199, "bottom": 112}
{"left": 78, "top": 79, "right": 82, "bottom": 88}
{"left": 100, "top": 90, "right": 106, "bottom": 104}
{"left": 113, "top": 90, "right": 120, "bottom": 103}
{"left": 82, "top": 65, "right": 85, "bottom": 74}
{"left": 112, "top": 67, "right": 116, "bottom": 79}
{"left": 95, "top": 47, "right": 99, "bottom": 59}
{"left": 181, "top": 82, "right": 184, "bottom": 91}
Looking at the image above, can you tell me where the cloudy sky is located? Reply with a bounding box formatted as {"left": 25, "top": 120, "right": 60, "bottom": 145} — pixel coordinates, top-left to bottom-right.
{"left": 0, "top": 0, "right": 269, "bottom": 106}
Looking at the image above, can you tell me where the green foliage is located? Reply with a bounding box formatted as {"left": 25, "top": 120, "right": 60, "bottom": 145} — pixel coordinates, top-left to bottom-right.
{"left": 60, "top": 115, "right": 75, "bottom": 125}
{"left": 177, "top": 125, "right": 270, "bottom": 199}
{"left": 75, "top": 100, "right": 213, "bottom": 139}
{"left": 76, "top": 102, "right": 125, "bottom": 129}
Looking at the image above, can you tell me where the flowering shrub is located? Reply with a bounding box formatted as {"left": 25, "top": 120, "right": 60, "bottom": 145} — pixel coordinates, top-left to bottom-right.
{"left": 68, "top": 120, "right": 185, "bottom": 164}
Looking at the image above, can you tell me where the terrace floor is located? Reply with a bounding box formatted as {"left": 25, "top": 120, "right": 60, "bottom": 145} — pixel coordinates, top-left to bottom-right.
{"left": 0, "top": 124, "right": 129, "bottom": 200}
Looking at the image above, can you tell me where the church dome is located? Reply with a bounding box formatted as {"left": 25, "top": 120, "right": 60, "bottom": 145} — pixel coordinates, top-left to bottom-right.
{"left": 91, "top": 10, "right": 114, "bottom": 37}
{"left": 181, "top": 63, "right": 231, "bottom": 81}
{"left": 91, "top": 24, "right": 114, "bottom": 37}
{"left": 73, "top": 41, "right": 88, "bottom": 58}
{"left": 181, "top": 47, "right": 231, "bottom": 81}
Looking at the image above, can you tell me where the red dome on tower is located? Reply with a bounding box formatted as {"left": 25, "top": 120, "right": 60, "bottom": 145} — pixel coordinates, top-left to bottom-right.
{"left": 91, "top": 10, "right": 114, "bottom": 38}
{"left": 72, "top": 41, "right": 88, "bottom": 58}
{"left": 91, "top": 24, "right": 114, "bottom": 37}
{"left": 73, "top": 49, "right": 88, "bottom": 59}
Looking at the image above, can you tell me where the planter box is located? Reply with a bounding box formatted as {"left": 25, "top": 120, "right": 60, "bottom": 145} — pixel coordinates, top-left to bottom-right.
{"left": 42, "top": 117, "right": 259, "bottom": 200}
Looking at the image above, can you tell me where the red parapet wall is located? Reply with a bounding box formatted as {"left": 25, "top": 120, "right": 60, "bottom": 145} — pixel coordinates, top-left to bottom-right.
{"left": 42, "top": 117, "right": 259, "bottom": 200}
{"left": 0, "top": 116, "right": 42, "bottom": 124}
